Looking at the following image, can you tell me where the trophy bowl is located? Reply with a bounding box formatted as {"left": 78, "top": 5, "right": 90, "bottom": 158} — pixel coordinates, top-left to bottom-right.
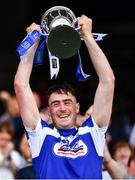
{"left": 41, "top": 6, "right": 81, "bottom": 59}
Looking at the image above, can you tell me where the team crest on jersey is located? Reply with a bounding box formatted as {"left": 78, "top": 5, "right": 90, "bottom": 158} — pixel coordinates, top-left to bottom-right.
{"left": 53, "top": 139, "right": 88, "bottom": 158}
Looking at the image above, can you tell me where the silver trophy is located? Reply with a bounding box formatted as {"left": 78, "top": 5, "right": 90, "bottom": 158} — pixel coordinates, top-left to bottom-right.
{"left": 41, "top": 6, "right": 81, "bottom": 59}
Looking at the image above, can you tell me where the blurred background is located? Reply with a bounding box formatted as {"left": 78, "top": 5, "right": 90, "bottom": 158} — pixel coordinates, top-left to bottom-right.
{"left": 0, "top": 1, "right": 135, "bottom": 179}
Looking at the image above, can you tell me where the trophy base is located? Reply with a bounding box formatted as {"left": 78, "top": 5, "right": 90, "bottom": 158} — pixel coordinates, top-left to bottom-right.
{"left": 47, "top": 25, "right": 81, "bottom": 59}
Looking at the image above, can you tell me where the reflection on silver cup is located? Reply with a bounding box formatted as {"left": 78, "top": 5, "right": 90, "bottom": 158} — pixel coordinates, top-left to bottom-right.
{"left": 41, "top": 6, "right": 81, "bottom": 59}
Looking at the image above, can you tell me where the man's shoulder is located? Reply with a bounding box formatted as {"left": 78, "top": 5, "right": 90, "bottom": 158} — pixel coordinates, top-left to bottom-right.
{"left": 81, "top": 116, "right": 94, "bottom": 127}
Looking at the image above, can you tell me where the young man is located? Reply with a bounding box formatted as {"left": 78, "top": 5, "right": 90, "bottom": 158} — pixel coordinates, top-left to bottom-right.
{"left": 14, "top": 15, "right": 115, "bottom": 179}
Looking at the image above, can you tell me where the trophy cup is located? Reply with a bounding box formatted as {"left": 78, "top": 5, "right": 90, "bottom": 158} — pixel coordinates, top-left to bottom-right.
{"left": 16, "top": 6, "right": 107, "bottom": 80}
{"left": 41, "top": 6, "right": 81, "bottom": 59}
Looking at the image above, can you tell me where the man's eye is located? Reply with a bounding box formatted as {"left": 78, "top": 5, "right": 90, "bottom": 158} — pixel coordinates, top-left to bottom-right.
{"left": 65, "top": 102, "right": 70, "bottom": 104}
{"left": 65, "top": 101, "right": 72, "bottom": 105}
{"left": 52, "top": 102, "right": 59, "bottom": 107}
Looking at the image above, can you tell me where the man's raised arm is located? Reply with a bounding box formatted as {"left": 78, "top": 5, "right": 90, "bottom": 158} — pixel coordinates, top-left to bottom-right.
{"left": 14, "top": 23, "right": 42, "bottom": 129}
{"left": 79, "top": 15, "right": 115, "bottom": 127}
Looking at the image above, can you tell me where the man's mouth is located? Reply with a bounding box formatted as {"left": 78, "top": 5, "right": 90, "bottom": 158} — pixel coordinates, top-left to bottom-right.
{"left": 58, "top": 114, "right": 70, "bottom": 118}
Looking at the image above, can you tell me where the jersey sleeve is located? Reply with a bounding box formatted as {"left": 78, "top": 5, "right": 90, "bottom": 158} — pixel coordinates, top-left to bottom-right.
{"left": 24, "top": 118, "right": 50, "bottom": 158}
{"left": 80, "top": 115, "right": 108, "bottom": 156}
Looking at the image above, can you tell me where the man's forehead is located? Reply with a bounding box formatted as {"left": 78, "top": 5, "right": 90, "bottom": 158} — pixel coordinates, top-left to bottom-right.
{"left": 49, "top": 92, "right": 76, "bottom": 101}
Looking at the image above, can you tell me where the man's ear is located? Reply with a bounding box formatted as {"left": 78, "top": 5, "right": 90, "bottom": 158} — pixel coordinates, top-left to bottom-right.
{"left": 76, "top": 102, "right": 80, "bottom": 114}
{"left": 47, "top": 106, "right": 51, "bottom": 116}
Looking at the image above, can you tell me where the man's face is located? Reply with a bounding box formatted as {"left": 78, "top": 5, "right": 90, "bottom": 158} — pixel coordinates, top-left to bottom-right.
{"left": 0, "top": 130, "right": 12, "bottom": 148}
{"left": 114, "top": 146, "right": 132, "bottom": 167}
{"left": 47, "top": 92, "right": 80, "bottom": 129}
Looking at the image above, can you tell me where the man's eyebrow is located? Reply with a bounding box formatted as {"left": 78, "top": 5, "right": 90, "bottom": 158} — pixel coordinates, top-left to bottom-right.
{"left": 50, "top": 100, "right": 60, "bottom": 106}
{"left": 50, "top": 99, "right": 73, "bottom": 105}
{"left": 63, "top": 99, "right": 73, "bottom": 102}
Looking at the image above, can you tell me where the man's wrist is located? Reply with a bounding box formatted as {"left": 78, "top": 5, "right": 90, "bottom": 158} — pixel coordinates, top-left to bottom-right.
{"left": 83, "top": 33, "right": 95, "bottom": 44}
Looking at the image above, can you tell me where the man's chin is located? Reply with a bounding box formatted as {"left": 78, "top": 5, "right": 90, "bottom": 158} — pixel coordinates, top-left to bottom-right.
{"left": 57, "top": 121, "right": 73, "bottom": 129}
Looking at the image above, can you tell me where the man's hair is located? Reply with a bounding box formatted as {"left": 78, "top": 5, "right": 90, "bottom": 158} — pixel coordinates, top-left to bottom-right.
{"left": 46, "top": 83, "right": 77, "bottom": 105}
{"left": 112, "top": 140, "right": 133, "bottom": 157}
{"left": 0, "top": 120, "right": 14, "bottom": 140}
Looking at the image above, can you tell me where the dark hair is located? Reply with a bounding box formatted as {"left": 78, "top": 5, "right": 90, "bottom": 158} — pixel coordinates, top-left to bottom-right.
{"left": 0, "top": 99, "right": 6, "bottom": 116}
{"left": 46, "top": 83, "right": 77, "bottom": 105}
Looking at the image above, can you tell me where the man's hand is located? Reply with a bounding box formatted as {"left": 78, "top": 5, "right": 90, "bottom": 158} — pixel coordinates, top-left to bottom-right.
{"left": 26, "top": 22, "right": 42, "bottom": 34}
{"left": 78, "top": 15, "right": 92, "bottom": 39}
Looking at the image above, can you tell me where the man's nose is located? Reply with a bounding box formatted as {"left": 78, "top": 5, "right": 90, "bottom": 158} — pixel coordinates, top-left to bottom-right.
{"left": 59, "top": 102, "right": 66, "bottom": 111}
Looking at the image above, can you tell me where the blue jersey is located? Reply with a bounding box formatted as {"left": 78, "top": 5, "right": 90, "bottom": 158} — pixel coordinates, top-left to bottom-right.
{"left": 25, "top": 116, "right": 107, "bottom": 179}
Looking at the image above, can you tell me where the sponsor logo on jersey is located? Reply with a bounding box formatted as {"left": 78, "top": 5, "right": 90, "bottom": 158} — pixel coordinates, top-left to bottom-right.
{"left": 53, "top": 139, "right": 88, "bottom": 158}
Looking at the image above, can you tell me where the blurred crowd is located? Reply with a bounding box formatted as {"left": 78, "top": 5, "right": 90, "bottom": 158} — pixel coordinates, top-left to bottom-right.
{"left": 0, "top": 89, "right": 135, "bottom": 179}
